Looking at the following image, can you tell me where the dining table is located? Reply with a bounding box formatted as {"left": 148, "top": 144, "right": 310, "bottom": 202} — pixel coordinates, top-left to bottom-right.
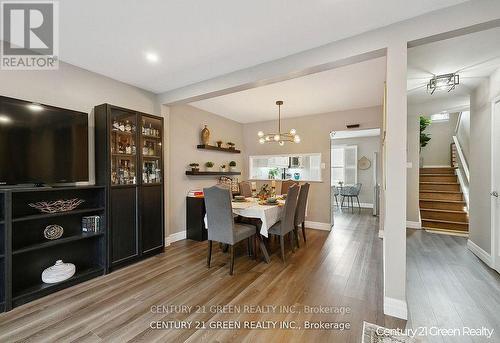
{"left": 204, "top": 197, "right": 285, "bottom": 263}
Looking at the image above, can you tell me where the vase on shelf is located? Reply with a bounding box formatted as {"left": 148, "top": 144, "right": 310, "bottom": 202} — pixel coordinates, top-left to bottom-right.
{"left": 201, "top": 125, "right": 210, "bottom": 145}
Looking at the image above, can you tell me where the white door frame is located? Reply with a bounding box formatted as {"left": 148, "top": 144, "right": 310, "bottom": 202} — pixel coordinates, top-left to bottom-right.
{"left": 490, "top": 96, "right": 500, "bottom": 273}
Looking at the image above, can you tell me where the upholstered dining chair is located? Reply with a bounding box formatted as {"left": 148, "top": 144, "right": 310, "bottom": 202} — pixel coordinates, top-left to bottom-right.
{"left": 281, "top": 180, "right": 299, "bottom": 195}
{"left": 268, "top": 184, "right": 300, "bottom": 263}
{"left": 239, "top": 181, "right": 252, "bottom": 197}
{"left": 204, "top": 185, "right": 256, "bottom": 275}
{"left": 294, "top": 183, "right": 310, "bottom": 247}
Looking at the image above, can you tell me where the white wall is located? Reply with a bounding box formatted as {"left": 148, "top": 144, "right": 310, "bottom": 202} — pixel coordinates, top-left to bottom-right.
{"left": 469, "top": 67, "right": 500, "bottom": 254}
{"left": 0, "top": 61, "right": 159, "bottom": 185}
{"left": 243, "top": 106, "right": 382, "bottom": 225}
{"left": 168, "top": 104, "right": 245, "bottom": 234}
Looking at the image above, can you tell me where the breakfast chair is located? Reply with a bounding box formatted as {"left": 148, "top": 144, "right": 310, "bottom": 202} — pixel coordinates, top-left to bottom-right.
{"left": 239, "top": 181, "right": 252, "bottom": 197}
{"left": 268, "top": 185, "right": 299, "bottom": 263}
{"left": 340, "top": 183, "right": 362, "bottom": 213}
{"left": 294, "top": 183, "right": 310, "bottom": 247}
{"left": 281, "top": 180, "right": 299, "bottom": 195}
{"left": 204, "top": 185, "right": 256, "bottom": 275}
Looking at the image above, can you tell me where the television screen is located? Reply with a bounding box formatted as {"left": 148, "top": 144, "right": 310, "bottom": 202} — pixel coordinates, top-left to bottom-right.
{"left": 0, "top": 95, "right": 89, "bottom": 185}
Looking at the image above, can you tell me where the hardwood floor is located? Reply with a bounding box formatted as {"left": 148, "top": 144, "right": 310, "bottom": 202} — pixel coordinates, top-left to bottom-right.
{"left": 407, "top": 229, "right": 500, "bottom": 342}
{"left": 0, "top": 210, "right": 404, "bottom": 342}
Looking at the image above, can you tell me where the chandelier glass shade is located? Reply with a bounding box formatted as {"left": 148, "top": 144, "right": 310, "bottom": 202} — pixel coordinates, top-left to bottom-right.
{"left": 258, "top": 101, "right": 300, "bottom": 145}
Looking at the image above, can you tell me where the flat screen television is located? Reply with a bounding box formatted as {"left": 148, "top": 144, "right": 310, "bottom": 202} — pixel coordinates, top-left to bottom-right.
{"left": 0, "top": 95, "right": 89, "bottom": 185}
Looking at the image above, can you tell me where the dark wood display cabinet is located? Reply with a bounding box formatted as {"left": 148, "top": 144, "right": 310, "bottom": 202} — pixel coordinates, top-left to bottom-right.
{"left": 0, "top": 186, "right": 106, "bottom": 311}
{"left": 95, "top": 104, "right": 164, "bottom": 271}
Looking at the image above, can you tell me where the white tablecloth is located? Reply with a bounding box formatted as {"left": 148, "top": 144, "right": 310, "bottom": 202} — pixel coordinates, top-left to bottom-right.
{"left": 204, "top": 198, "right": 284, "bottom": 237}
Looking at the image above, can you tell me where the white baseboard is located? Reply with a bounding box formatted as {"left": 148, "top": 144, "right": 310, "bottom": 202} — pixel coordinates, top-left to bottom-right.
{"left": 166, "top": 231, "right": 187, "bottom": 246}
{"left": 384, "top": 296, "right": 408, "bottom": 320}
{"left": 467, "top": 239, "right": 493, "bottom": 268}
{"left": 359, "top": 202, "right": 373, "bottom": 209}
{"left": 406, "top": 220, "right": 421, "bottom": 229}
{"left": 305, "top": 221, "right": 332, "bottom": 231}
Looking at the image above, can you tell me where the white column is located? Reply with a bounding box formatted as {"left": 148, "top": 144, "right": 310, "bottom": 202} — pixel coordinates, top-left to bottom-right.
{"left": 383, "top": 42, "right": 408, "bottom": 319}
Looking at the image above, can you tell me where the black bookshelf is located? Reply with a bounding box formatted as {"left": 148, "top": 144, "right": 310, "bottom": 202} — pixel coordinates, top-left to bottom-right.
{"left": 94, "top": 104, "right": 164, "bottom": 271}
{"left": 1, "top": 186, "right": 106, "bottom": 311}
{"left": 0, "top": 191, "right": 6, "bottom": 312}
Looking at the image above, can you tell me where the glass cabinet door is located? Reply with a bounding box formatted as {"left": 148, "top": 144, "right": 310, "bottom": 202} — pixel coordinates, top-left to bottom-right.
{"left": 140, "top": 115, "right": 162, "bottom": 185}
{"left": 110, "top": 109, "right": 137, "bottom": 185}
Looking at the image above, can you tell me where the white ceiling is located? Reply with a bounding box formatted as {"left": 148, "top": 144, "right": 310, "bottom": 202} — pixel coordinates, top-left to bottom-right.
{"left": 331, "top": 128, "right": 380, "bottom": 139}
{"left": 190, "top": 57, "right": 386, "bottom": 123}
{"left": 407, "top": 27, "right": 500, "bottom": 105}
{"left": 59, "top": 0, "right": 467, "bottom": 94}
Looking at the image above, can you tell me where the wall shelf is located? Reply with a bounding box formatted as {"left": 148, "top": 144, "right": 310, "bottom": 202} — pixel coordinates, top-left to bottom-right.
{"left": 196, "top": 144, "right": 240, "bottom": 153}
{"left": 186, "top": 171, "right": 241, "bottom": 176}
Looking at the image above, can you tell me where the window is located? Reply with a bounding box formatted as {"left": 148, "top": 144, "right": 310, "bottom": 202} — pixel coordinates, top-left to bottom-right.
{"left": 430, "top": 112, "right": 449, "bottom": 122}
{"left": 331, "top": 145, "right": 357, "bottom": 185}
{"left": 248, "top": 153, "right": 322, "bottom": 182}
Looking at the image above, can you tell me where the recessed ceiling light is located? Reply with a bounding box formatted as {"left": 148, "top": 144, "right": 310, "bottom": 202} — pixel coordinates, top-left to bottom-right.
{"left": 145, "top": 52, "right": 159, "bottom": 63}
{"left": 27, "top": 103, "right": 44, "bottom": 112}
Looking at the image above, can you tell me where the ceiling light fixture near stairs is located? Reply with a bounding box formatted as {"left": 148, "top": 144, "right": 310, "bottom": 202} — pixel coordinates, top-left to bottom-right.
{"left": 427, "top": 73, "right": 459, "bottom": 95}
{"left": 258, "top": 101, "right": 300, "bottom": 145}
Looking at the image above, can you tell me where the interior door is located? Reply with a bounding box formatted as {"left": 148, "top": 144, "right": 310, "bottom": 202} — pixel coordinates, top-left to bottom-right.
{"left": 492, "top": 98, "right": 500, "bottom": 273}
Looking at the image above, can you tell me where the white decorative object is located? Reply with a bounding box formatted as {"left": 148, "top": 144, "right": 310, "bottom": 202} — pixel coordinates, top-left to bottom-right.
{"left": 41, "top": 260, "right": 76, "bottom": 284}
{"left": 29, "top": 198, "right": 85, "bottom": 213}
{"left": 44, "top": 224, "right": 64, "bottom": 240}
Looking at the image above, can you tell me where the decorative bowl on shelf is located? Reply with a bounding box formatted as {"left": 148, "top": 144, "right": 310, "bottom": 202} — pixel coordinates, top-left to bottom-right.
{"left": 44, "top": 224, "right": 64, "bottom": 240}
{"left": 29, "top": 198, "right": 85, "bottom": 214}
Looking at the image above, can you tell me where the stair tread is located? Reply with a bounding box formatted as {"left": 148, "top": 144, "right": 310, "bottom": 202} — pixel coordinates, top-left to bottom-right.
{"left": 421, "top": 218, "right": 469, "bottom": 225}
{"left": 423, "top": 227, "right": 469, "bottom": 234}
{"left": 419, "top": 190, "right": 462, "bottom": 194}
{"left": 419, "top": 182, "right": 459, "bottom": 185}
{"left": 420, "top": 208, "right": 467, "bottom": 214}
{"left": 419, "top": 199, "right": 466, "bottom": 203}
{"left": 420, "top": 173, "right": 456, "bottom": 176}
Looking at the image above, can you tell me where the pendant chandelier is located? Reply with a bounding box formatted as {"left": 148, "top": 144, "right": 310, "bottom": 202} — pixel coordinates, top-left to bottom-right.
{"left": 258, "top": 101, "right": 300, "bottom": 145}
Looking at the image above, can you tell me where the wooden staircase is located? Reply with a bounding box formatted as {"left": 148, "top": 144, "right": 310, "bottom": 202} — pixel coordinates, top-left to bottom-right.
{"left": 419, "top": 167, "right": 469, "bottom": 235}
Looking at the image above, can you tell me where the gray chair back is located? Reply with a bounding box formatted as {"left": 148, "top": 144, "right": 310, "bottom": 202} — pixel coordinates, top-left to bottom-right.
{"left": 239, "top": 181, "right": 252, "bottom": 197}
{"left": 204, "top": 185, "right": 234, "bottom": 244}
{"left": 295, "top": 183, "right": 310, "bottom": 225}
{"left": 281, "top": 180, "right": 299, "bottom": 195}
{"left": 277, "top": 185, "right": 299, "bottom": 234}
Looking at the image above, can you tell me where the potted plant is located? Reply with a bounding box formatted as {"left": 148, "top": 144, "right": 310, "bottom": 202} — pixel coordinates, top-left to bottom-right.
{"left": 216, "top": 140, "right": 223, "bottom": 148}
{"left": 189, "top": 163, "right": 199, "bottom": 172}
{"left": 226, "top": 142, "right": 235, "bottom": 150}
{"left": 220, "top": 164, "right": 227, "bottom": 172}
{"left": 419, "top": 115, "right": 431, "bottom": 167}
{"left": 205, "top": 161, "right": 214, "bottom": 171}
{"left": 268, "top": 168, "right": 279, "bottom": 179}
{"left": 229, "top": 160, "right": 237, "bottom": 172}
